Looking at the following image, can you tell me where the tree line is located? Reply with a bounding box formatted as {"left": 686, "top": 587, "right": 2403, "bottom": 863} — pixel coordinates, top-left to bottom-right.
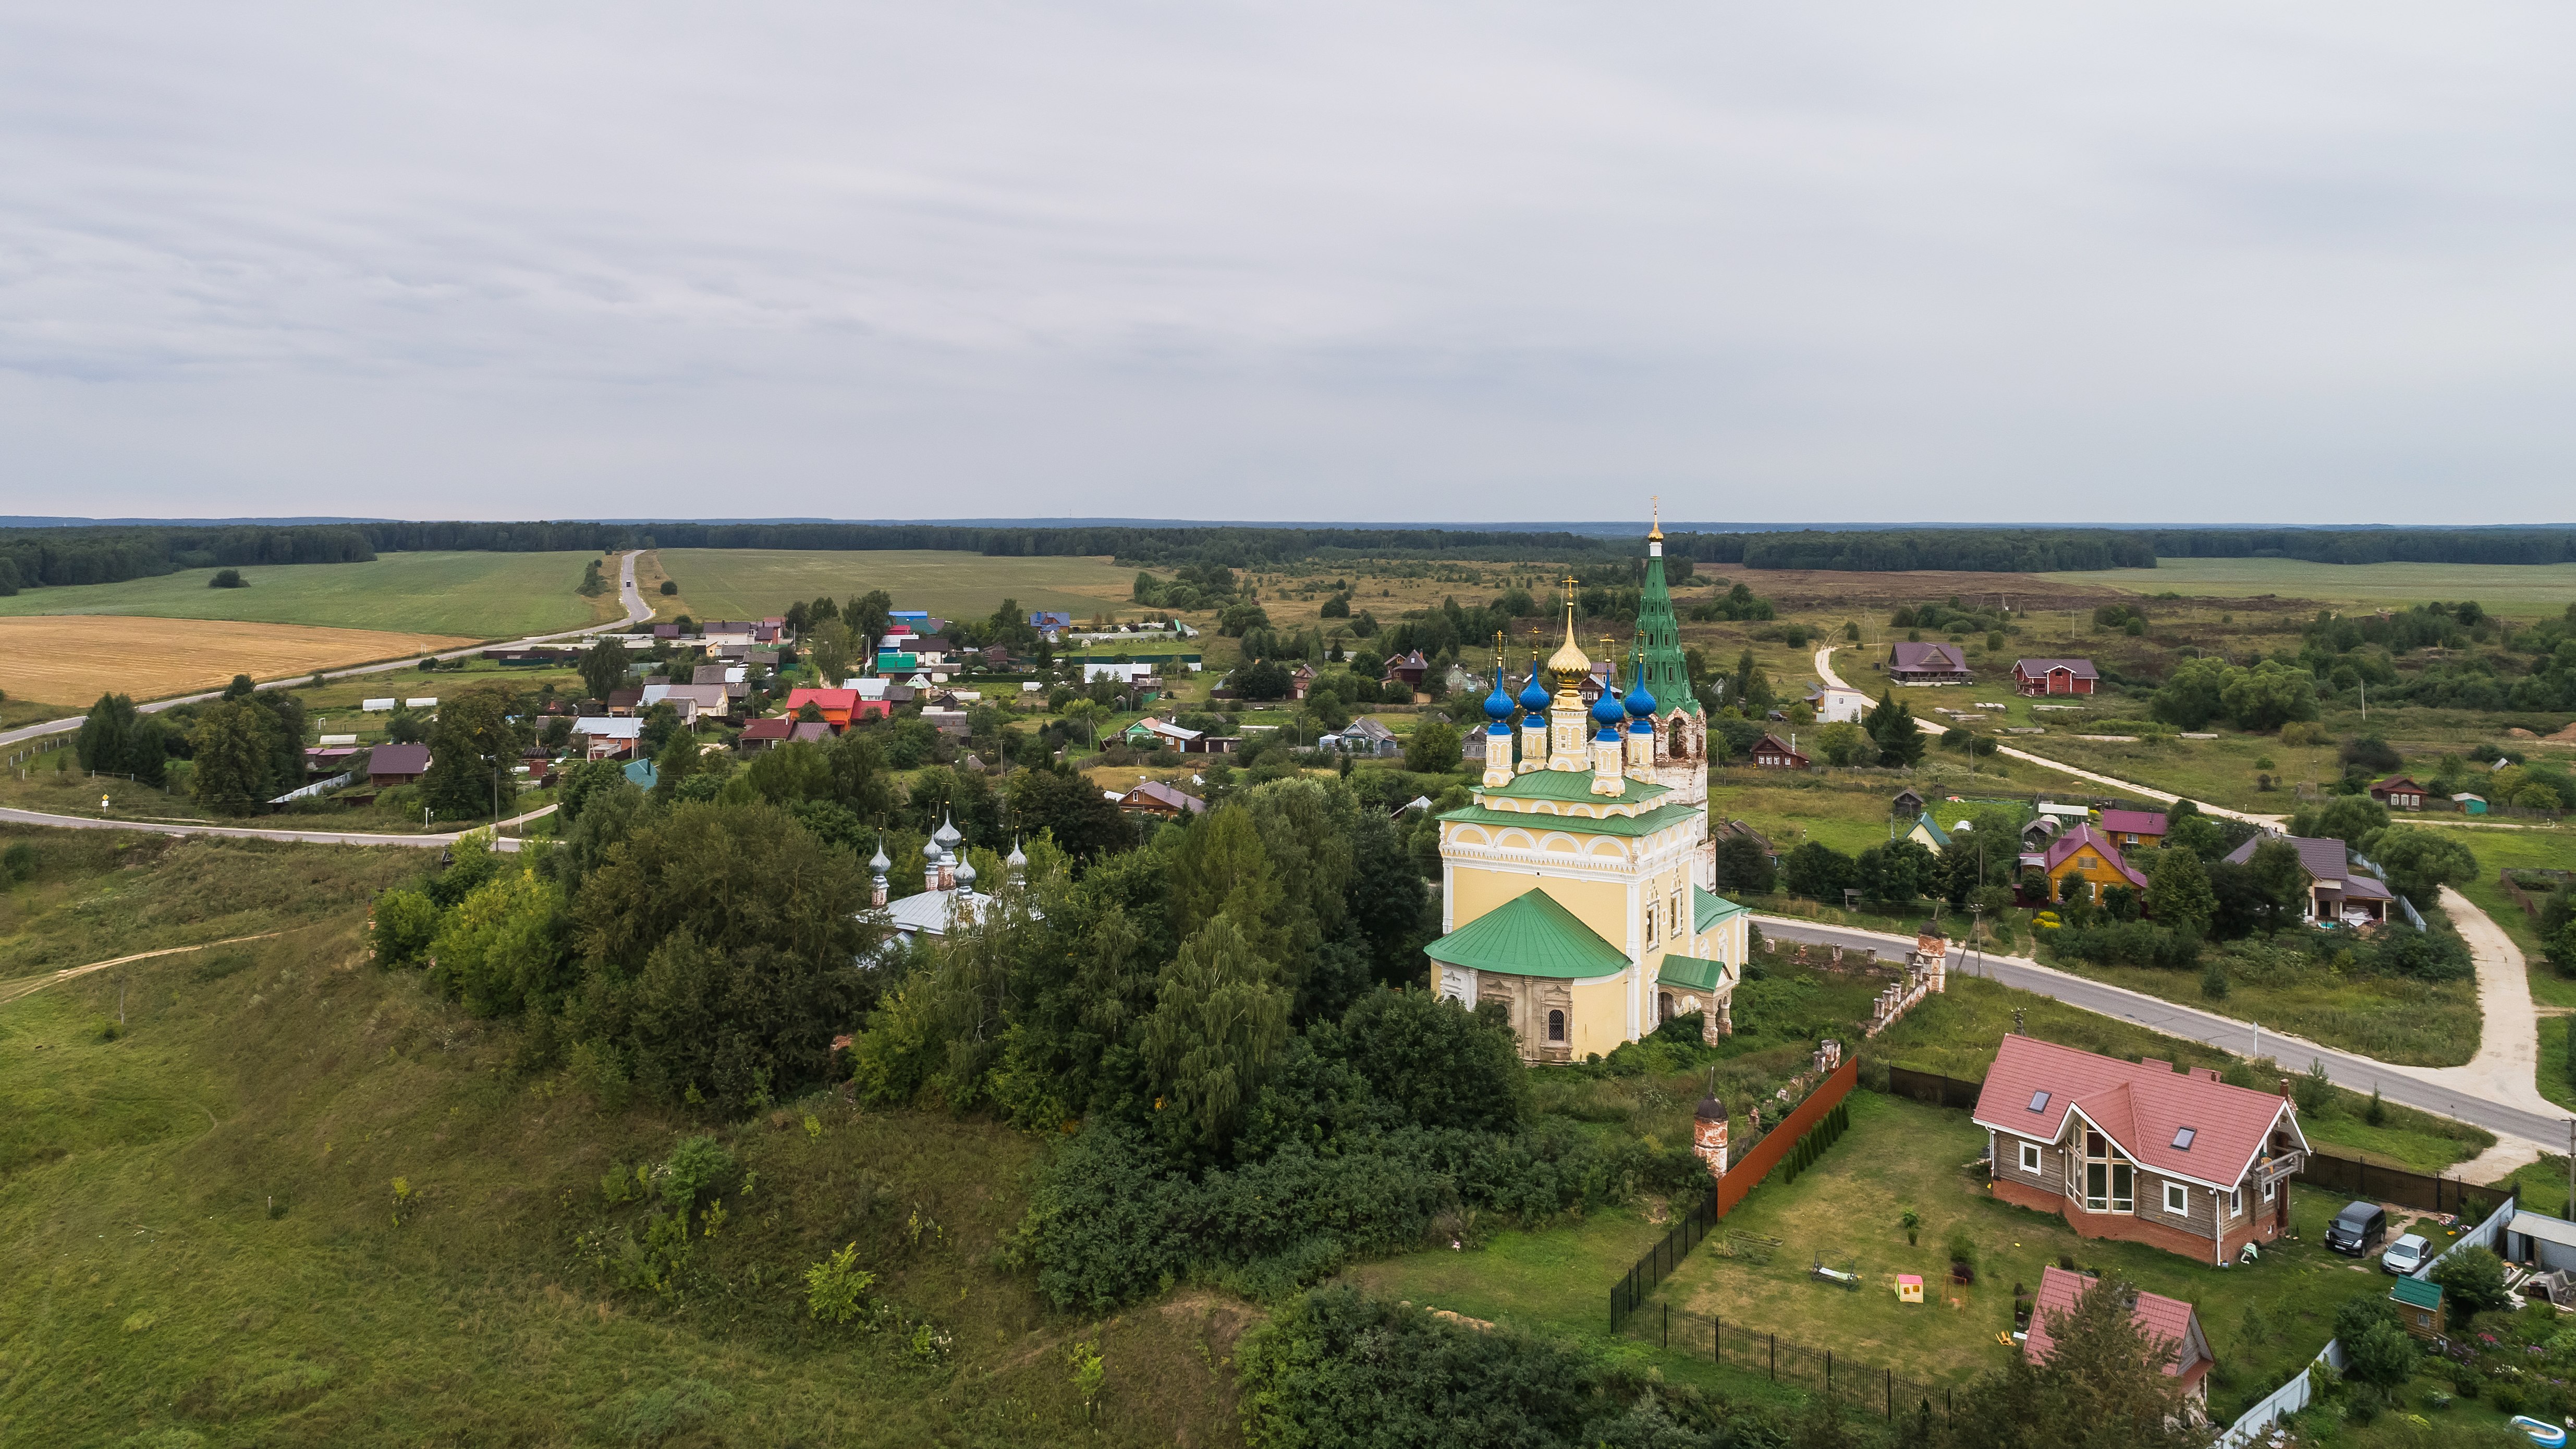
{"left": 0, "top": 525, "right": 374, "bottom": 594}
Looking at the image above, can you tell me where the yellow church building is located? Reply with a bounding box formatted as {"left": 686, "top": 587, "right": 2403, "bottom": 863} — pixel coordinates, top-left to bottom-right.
{"left": 1427, "top": 516, "right": 1747, "bottom": 1063}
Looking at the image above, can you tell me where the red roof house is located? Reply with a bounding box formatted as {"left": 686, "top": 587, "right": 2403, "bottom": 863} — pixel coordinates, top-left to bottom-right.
{"left": 1973, "top": 1035, "right": 2308, "bottom": 1264}
{"left": 2367, "top": 775, "right": 2428, "bottom": 811}
{"left": 736, "top": 717, "right": 793, "bottom": 753}
{"left": 2024, "top": 1265, "right": 2215, "bottom": 1402}
{"left": 2097, "top": 809, "right": 2168, "bottom": 849}
{"left": 2038, "top": 823, "right": 2150, "bottom": 904}
{"left": 1749, "top": 732, "right": 1808, "bottom": 770}
{"left": 782, "top": 687, "right": 861, "bottom": 730}
{"left": 2012, "top": 658, "right": 2099, "bottom": 696}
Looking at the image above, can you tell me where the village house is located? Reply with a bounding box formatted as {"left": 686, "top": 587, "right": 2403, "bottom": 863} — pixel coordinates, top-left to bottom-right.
{"left": 1118, "top": 780, "right": 1206, "bottom": 819}
{"left": 605, "top": 686, "right": 643, "bottom": 716}
{"left": 1974, "top": 1034, "right": 2309, "bottom": 1266}
{"left": 1906, "top": 812, "right": 1950, "bottom": 851}
{"left": 2219, "top": 833, "right": 2396, "bottom": 928}
{"left": 569, "top": 717, "right": 644, "bottom": 761}
{"left": 1121, "top": 716, "right": 1202, "bottom": 752}
{"left": 2038, "top": 823, "right": 2150, "bottom": 905}
{"left": 1749, "top": 732, "right": 1808, "bottom": 770}
{"left": 735, "top": 717, "right": 792, "bottom": 753}
{"left": 1805, "top": 684, "right": 1869, "bottom": 723}
{"left": 2369, "top": 775, "right": 2430, "bottom": 810}
{"left": 1380, "top": 650, "right": 1431, "bottom": 691}
{"left": 1323, "top": 717, "right": 1402, "bottom": 757}
{"left": 2024, "top": 1265, "right": 2216, "bottom": 1405}
{"left": 2098, "top": 808, "right": 2168, "bottom": 850}
{"left": 364, "top": 743, "right": 431, "bottom": 786}
{"left": 1885, "top": 641, "right": 1972, "bottom": 685}
{"left": 2012, "top": 658, "right": 2100, "bottom": 696}
{"left": 781, "top": 687, "right": 861, "bottom": 732}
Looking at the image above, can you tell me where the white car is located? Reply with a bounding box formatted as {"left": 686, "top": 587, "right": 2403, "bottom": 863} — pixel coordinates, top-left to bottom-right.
{"left": 2381, "top": 1233, "right": 2430, "bottom": 1276}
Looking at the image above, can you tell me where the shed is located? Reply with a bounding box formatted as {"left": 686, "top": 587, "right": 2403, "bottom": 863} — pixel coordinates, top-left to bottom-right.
{"left": 2389, "top": 1277, "right": 2446, "bottom": 1341}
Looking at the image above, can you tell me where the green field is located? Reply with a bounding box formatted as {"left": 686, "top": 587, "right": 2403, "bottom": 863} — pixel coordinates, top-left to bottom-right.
{"left": 2047, "top": 557, "right": 2576, "bottom": 613}
{"left": 0, "top": 827, "right": 1237, "bottom": 1447}
{"left": 655, "top": 549, "right": 1141, "bottom": 625}
{"left": 0, "top": 552, "right": 614, "bottom": 639}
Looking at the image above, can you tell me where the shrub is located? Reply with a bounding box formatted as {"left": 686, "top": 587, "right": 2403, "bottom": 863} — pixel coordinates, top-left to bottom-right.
{"left": 1, "top": 841, "right": 36, "bottom": 883}
{"left": 370, "top": 889, "right": 443, "bottom": 967}
{"left": 207, "top": 568, "right": 248, "bottom": 589}
{"left": 657, "top": 580, "right": 677, "bottom": 596}
{"left": 2431, "top": 1245, "right": 2510, "bottom": 1316}
{"left": 803, "top": 1243, "right": 876, "bottom": 1325}
{"left": 2199, "top": 960, "right": 2229, "bottom": 1000}
{"left": 660, "top": 1135, "right": 738, "bottom": 1213}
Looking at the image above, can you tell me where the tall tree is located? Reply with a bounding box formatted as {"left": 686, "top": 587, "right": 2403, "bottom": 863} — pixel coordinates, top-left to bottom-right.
{"left": 2144, "top": 846, "right": 2217, "bottom": 938}
{"left": 846, "top": 590, "right": 894, "bottom": 652}
{"left": 2246, "top": 837, "right": 2310, "bottom": 934}
{"left": 188, "top": 699, "right": 278, "bottom": 814}
{"left": 1864, "top": 690, "right": 1925, "bottom": 767}
{"left": 1144, "top": 913, "right": 1289, "bottom": 1155}
{"left": 420, "top": 685, "right": 521, "bottom": 821}
{"left": 578, "top": 636, "right": 629, "bottom": 702}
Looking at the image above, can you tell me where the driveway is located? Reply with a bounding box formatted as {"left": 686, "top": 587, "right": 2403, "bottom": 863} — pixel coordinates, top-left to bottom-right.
{"left": 0, "top": 549, "right": 652, "bottom": 753}
{"left": 1756, "top": 914, "right": 2572, "bottom": 1153}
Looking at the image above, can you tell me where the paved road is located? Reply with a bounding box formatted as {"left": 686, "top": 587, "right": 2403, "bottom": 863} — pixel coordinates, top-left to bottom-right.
{"left": 1757, "top": 914, "right": 2573, "bottom": 1150}
{"left": 0, "top": 550, "right": 651, "bottom": 754}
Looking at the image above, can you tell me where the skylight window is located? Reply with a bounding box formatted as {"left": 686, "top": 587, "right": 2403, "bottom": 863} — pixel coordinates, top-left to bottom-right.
{"left": 2027, "top": 1090, "right": 2050, "bottom": 1113}
{"left": 2171, "top": 1127, "right": 2195, "bottom": 1151}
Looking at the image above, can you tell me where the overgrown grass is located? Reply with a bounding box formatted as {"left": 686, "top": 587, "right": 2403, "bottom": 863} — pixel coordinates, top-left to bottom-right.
{"left": 2040, "top": 951, "right": 2480, "bottom": 1068}
{"left": 0, "top": 828, "right": 1242, "bottom": 1446}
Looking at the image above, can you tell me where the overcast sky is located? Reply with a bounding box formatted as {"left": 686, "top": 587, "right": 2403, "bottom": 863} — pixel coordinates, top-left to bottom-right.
{"left": 4, "top": 4, "right": 2572, "bottom": 525}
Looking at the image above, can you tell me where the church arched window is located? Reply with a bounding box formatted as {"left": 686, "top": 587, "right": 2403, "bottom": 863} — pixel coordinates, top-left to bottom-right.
{"left": 1546, "top": 1009, "right": 1566, "bottom": 1042}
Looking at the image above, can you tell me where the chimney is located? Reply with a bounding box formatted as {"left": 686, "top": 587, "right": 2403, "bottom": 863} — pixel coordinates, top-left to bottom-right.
{"left": 2278, "top": 1076, "right": 2293, "bottom": 1103}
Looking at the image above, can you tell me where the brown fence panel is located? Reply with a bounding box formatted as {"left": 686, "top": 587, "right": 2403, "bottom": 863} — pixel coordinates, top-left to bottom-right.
{"left": 1886, "top": 1066, "right": 1984, "bottom": 1110}
{"left": 1719, "top": 1058, "right": 1859, "bottom": 1217}
{"left": 2292, "top": 1152, "right": 2487, "bottom": 1214}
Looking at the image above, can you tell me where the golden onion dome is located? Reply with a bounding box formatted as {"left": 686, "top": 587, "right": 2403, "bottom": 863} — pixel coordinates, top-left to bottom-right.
{"left": 1647, "top": 496, "right": 1664, "bottom": 543}
{"left": 1546, "top": 632, "right": 1591, "bottom": 685}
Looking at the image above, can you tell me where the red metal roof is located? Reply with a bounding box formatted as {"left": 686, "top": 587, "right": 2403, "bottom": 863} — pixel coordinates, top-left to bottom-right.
{"left": 738, "top": 717, "right": 792, "bottom": 740}
{"left": 2024, "top": 1266, "right": 2204, "bottom": 1381}
{"left": 2097, "top": 809, "right": 2167, "bottom": 837}
{"left": 1973, "top": 1035, "right": 2304, "bottom": 1191}
{"left": 784, "top": 687, "right": 859, "bottom": 713}
{"left": 2040, "top": 823, "right": 2150, "bottom": 890}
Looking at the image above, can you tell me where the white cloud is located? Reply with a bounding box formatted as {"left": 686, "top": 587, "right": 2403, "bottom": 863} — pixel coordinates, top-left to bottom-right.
{"left": 3, "top": 2, "right": 2573, "bottom": 521}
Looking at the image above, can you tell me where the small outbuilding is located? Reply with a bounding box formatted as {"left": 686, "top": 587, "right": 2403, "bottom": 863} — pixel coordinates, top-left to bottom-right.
{"left": 2390, "top": 1277, "right": 2446, "bottom": 1341}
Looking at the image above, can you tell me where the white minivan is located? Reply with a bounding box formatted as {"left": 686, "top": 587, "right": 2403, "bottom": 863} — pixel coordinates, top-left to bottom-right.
{"left": 2380, "top": 1233, "right": 2430, "bottom": 1276}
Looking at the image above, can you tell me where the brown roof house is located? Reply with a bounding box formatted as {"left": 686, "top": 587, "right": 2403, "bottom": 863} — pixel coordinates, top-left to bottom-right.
{"left": 1975, "top": 1035, "right": 2309, "bottom": 1265}
{"left": 2220, "top": 832, "right": 2396, "bottom": 928}
{"left": 1119, "top": 780, "right": 1206, "bottom": 819}
{"left": 1749, "top": 732, "right": 1808, "bottom": 770}
{"left": 2013, "top": 659, "right": 2099, "bottom": 696}
{"left": 2024, "top": 1265, "right": 2215, "bottom": 1404}
{"left": 2368, "top": 775, "right": 2430, "bottom": 811}
{"left": 1886, "top": 641, "right": 1972, "bottom": 685}
{"left": 366, "top": 743, "right": 432, "bottom": 787}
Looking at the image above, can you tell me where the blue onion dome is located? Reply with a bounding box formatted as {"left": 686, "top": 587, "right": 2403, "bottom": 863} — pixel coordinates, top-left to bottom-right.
{"left": 1591, "top": 685, "right": 1625, "bottom": 728}
{"left": 1517, "top": 669, "right": 1549, "bottom": 713}
{"left": 1626, "top": 678, "right": 1657, "bottom": 718}
{"left": 1483, "top": 668, "right": 1513, "bottom": 722}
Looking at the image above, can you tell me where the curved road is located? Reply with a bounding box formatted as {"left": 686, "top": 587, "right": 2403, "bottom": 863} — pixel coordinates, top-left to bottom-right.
{"left": 1757, "top": 914, "right": 2571, "bottom": 1150}
{"left": 0, "top": 551, "right": 650, "bottom": 754}
{"left": 0, "top": 803, "right": 557, "bottom": 853}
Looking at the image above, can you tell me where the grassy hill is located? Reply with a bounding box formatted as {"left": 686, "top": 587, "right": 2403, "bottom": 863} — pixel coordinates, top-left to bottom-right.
{"left": 0, "top": 827, "right": 1241, "bottom": 1448}
{"left": 0, "top": 552, "right": 616, "bottom": 640}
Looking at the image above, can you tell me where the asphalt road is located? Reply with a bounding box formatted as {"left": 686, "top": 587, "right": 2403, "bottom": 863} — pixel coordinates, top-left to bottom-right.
{"left": 1758, "top": 915, "right": 2573, "bottom": 1150}
{"left": 0, "top": 549, "right": 652, "bottom": 753}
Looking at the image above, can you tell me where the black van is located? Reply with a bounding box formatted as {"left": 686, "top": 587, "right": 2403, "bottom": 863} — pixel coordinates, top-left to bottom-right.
{"left": 2326, "top": 1201, "right": 2388, "bottom": 1257}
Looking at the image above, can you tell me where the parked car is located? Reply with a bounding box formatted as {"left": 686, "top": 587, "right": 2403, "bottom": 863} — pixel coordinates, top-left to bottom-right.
{"left": 2380, "top": 1233, "right": 2429, "bottom": 1276}
{"left": 2326, "top": 1201, "right": 2389, "bottom": 1257}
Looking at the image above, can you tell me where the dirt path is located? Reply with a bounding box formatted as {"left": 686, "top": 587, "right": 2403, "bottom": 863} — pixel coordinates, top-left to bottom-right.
{"left": 2411, "top": 889, "right": 2554, "bottom": 1120}
{"left": 0, "top": 931, "right": 283, "bottom": 1008}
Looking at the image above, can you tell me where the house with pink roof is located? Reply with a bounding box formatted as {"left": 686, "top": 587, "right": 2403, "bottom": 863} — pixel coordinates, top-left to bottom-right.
{"left": 2038, "top": 823, "right": 2150, "bottom": 906}
{"left": 2023, "top": 1265, "right": 2215, "bottom": 1404}
{"left": 1974, "top": 1036, "right": 2309, "bottom": 1264}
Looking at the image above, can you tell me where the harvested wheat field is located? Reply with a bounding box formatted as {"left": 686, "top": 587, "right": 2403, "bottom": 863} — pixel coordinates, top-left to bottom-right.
{"left": 0, "top": 616, "right": 475, "bottom": 705}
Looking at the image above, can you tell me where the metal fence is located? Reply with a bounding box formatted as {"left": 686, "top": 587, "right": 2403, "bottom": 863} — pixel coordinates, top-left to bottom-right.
{"left": 1884, "top": 1065, "right": 1984, "bottom": 1110}
{"left": 2293, "top": 1152, "right": 2497, "bottom": 1217}
{"left": 1619, "top": 1302, "right": 1952, "bottom": 1425}
{"left": 1609, "top": 1187, "right": 1716, "bottom": 1331}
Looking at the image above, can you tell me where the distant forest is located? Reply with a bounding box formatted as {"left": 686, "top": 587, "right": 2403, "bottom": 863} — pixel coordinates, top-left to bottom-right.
{"left": 3, "top": 520, "right": 2574, "bottom": 595}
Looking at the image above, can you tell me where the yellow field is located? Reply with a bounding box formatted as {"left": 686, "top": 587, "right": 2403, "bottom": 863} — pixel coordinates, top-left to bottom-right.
{"left": 0, "top": 617, "right": 477, "bottom": 705}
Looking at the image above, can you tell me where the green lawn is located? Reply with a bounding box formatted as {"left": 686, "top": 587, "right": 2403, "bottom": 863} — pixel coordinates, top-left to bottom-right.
{"left": 1654, "top": 1092, "right": 2436, "bottom": 1423}
{"left": 2035, "top": 951, "right": 2479, "bottom": 1069}
{"left": 0, "top": 551, "right": 615, "bottom": 639}
{"left": 0, "top": 828, "right": 1240, "bottom": 1447}
{"left": 2044, "top": 558, "right": 2576, "bottom": 616}
{"left": 655, "top": 548, "right": 1141, "bottom": 624}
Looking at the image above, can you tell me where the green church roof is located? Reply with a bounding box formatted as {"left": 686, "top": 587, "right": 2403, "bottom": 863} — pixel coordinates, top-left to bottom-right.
{"left": 1657, "top": 953, "right": 1727, "bottom": 993}
{"left": 1475, "top": 769, "right": 1672, "bottom": 806}
{"left": 1424, "top": 888, "right": 1632, "bottom": 980}
{"left": 1438, "top": 802, "right": 1704, "bottom": 839}
{"left": 1693, "top": 886, "right": 1745, "bottom": 935}
{"left": 1634, "top": 541, "right": 1700, "bottom": 717}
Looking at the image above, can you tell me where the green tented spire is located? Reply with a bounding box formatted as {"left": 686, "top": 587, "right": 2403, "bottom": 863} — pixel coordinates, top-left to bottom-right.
{"left": 1634, "top": 514, "right": 1698, "bottom": 716}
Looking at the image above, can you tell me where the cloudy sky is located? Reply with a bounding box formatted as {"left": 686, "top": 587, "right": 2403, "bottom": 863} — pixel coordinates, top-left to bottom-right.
{"left": 3, "top": 3, "right": 2572, "bottom": 524}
